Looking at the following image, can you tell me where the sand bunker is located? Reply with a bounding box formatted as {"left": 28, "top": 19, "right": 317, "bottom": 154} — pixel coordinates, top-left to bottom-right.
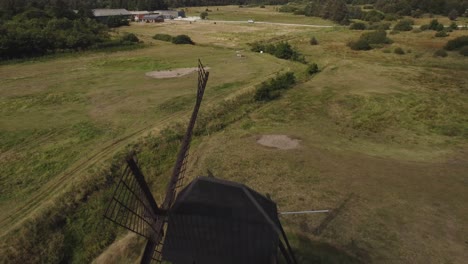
{"left": 257, "top": 135, "right": 301, "bottom": 150}
{"left": 146, "top": 67, "right": 210, "bottom": 79}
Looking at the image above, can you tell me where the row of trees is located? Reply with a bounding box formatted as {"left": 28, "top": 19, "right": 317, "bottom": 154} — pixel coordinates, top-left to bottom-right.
{"left": 0, "top": 4, "right": 145, "bottom": 59}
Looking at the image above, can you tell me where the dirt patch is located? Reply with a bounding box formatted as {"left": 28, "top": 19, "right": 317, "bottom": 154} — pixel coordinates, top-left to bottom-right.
{"left": 145, "top": 67, "right": 210, "bottom": 79}
{"left": 257, "top": 135, "right": 301, "bottom": 150}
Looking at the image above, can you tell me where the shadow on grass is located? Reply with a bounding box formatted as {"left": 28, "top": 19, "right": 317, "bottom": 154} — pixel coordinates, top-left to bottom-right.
{"left": 290, "top": 234, "right": 365, "bottom": 264}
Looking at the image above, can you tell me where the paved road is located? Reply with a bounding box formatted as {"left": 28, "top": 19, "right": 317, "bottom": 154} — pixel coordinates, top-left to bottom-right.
{"left": 179, "top": 19, "right": 338, "bottom": 28}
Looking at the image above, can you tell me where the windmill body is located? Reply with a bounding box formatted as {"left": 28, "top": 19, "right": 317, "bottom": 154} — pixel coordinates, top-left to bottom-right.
{"left": 163, "top": 176, "right": 280, "bottom": 264}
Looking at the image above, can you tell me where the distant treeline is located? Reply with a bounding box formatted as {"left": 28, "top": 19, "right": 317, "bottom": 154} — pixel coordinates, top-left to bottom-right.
{"left": 280, "top": 0, "right": 467, "bottom": 24}
{"left": 0, "top": 0, "right": 166, "bottom": 17}
{"left": 360, "top": 0, "right": 467, "bottom": 17}
{"left": 0, "top": 3, "right": 142, "bottom": 60}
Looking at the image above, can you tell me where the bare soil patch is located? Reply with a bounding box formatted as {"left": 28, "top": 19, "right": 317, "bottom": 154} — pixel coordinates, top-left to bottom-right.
{"left": 257, "top": 135, "right": 301, "bottom": 150}
{"left": 145, "top": 67, "right": 210, "bottom": 79}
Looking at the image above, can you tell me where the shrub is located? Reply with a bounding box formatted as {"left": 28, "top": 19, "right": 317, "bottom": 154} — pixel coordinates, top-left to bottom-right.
{"left": 121, "top": 33, "right": 139, "bottom": 43}
{"left": 393, "top": 19, "right": 413, "bottom": 31}
{"left": 254, "top": 72, "right": 296, "bottom": 101}
{"left": 433, "top": 49, "right": 448, "bottom": 57}
{"left": 307, "top": 63, "right": 319, "bottom": 75}
{"left": 420, "top": 24, "right": 430, "bottom": 31}
{"left": 249, "top": 41, "right": 305, "bottom": 63}
{"left": 153, "top": 33, "right": 172, "bottom": 42}
{"left": 260, "top": 5, "right": 265, "bottom": 8}
{"left": 310, "top": 36, "right": 318, "bottom": 45}
{"left": 428, "top": 19, "right": 440, "bottom": 30}
{"left": 394, "top": 47, "right": 405, "bottom": 54}
{"left": 363, "top": 10, "right": 385, "bottom": 22}
{"left": 350, "top": 22, "right": 366, "bottom": 30}
{"left": 444, "top": 36, "right": 468, "bottom": 50}
{"left": 460, "top": 46, "right": 468, "bottom": 56}
{"left": 348, "top": 39, "right": 372, "bottom": 50}
{"left": 171, "top": 34, "right": 194, "bottom": 44}
{"left": 435, "top": 23, "right": 444, "bottom": 32}
{"left": 363, "top": 5, "right": 374, "bottom": 10}
{"left": 200, "top": 11, "right": 208, "bottom": 19}
{"left": 361, "top": 30, "right": 392, "bottom": 45}
{"left": 449, "top": 22, "right": 458, "bottom": 30}
{"left": 435, "top": 31, "right": 448, "bottom": 37}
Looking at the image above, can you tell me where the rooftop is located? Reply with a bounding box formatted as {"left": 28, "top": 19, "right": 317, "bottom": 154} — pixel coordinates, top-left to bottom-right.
{"left": 92, "top": 9, "right": 131, "bottom": 17}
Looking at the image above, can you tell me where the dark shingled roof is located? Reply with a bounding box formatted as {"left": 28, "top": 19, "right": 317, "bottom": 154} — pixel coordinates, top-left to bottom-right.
{"left": 162, "top": 176, "right": 281, "bottom": 264}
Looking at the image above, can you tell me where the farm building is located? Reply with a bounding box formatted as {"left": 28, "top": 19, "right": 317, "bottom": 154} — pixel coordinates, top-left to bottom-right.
{"left": 154, "top": 10, "right": 185, "bottom": 19}
{"left": 92, "top": 9, "right": 132, "bottom": 22}
{"left": 142, "top": 14, "right": 164, "bottom": 23}
{"left": 130, "top": 11, "right": 150, "bottom": 21}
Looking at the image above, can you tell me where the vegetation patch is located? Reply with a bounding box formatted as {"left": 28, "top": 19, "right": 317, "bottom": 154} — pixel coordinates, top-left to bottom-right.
{"left": 348, "top": 30, "right": 392, "bottom": 51}
{"left": 444, "top": 36, "right": 468, "bottom": 51}
{"left": 250, "top": 41, "right": 306, "bottom": 63}
{"left": 153, "top": 33, "right": 194, "bottom": 45}
{"left": 254, "top": 72, "right": 296, "bottom": 102}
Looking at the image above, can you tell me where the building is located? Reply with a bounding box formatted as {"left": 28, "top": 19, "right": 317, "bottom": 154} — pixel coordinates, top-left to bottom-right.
{"left": 130, "top": 11, "right": 150, "bottom": 21}
{"left": 154, "top": 10, "right": 185, "bottom": 19}
{"left": 92, "top": 9, "right": 132, "bottom": 22}
{"left": 142, "top": 14, "right": 164, "bottom": 23}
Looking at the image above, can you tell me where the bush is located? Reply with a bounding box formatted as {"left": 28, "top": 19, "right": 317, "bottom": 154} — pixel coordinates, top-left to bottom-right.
{"left": 249, "top": 41, "right": 305, "bottom": 63}
{"left": 121, "top": 33, "right": 139, "bottom": 43}
{"left": 393, "top": 19, "right": 413, "bottom": 31}
{"left": 433, "top": 49, "right": 448, "bottom": 57}
{"left": 420, "top": 24, "right": 430, "bottom": 31}
{"left": 348, "top": 39, "right": 372, "bottom": 50}
{"left": 444, "top": 36, "right": 468, "bottom": 50}
{"left": 459, "top": 46, "right": 468, "bottom": 56}
{"left": 449, "top": 22, "right": 458, "bottom": 30}
{"left": 310, "top": 36, "right": 318, "bottom": 45}
{"left": 363, "top": 10, "right": 385, "bottom": 22}
{"left": 394, "top": 47, "right": 405, "bottom": 54}
{"left": 171, "top": 34, "right": 194, "bottom": 45}
{"left": 260, "top": 5, "right": 265, "bottom": 8}
{"left": 200, "top": 11, "right": 208, "bottom": 19}
{"left": 428, "top": 19, "right": 440, "bottom": 30}
{"left": 361, "top": 30, "right": 392, "bottom": 45}
{"left": 306, "top": 63, "right": 319, "bottom": 75}
{"left": 350, "top": 22, "right": 367, "bottom": 30}
{"left": 153, "top": 33, "right": 173, "bottom": 42}
{"left": 435, "top": 31, "right": 448, "bottom": 37}
{"left": 254, "top": 72, "right": 296, "bottom": 101}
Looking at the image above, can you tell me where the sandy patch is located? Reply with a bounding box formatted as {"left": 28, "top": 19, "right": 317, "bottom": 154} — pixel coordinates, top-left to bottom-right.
{"left": 257, "top": 135, "right": 301, "bottom": 150}
{"left": 146, "top": 67, "right": 210, "bottom": 79}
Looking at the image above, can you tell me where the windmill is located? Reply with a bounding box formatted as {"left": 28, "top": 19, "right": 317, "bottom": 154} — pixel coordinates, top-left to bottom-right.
{"left": 104, "top": 60, "right": 298, "bottom": 264}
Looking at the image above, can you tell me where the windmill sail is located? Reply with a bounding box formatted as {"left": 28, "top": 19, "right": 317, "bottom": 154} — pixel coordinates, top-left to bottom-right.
{"left": 105, "top": 60, "right": 209, "bottom": 264}
{"left": 104, "top": 155, "right": 162, "bottom": 239}
{"left": 162, "top": 59, "right": 209, "bottom": 210}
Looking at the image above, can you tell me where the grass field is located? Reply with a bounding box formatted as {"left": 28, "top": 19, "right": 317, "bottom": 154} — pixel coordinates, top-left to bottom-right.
{"left": 1, "top": 5, "right": 468, "bottom": 264}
